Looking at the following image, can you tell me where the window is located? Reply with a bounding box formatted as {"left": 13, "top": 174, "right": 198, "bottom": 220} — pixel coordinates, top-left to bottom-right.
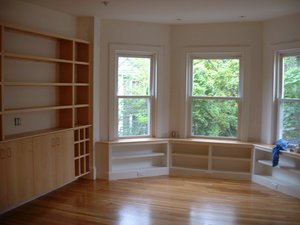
{"left": 277, "top": 51, "right": 300, "bottom": 142}
{"left": 188, "top": 55, "right": 242, "bottom": 138}
{"left": 115, "top": 53, "right": 154, "bottom": 138}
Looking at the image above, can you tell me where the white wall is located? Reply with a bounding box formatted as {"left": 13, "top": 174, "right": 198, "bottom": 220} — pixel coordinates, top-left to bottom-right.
{"left": 170, "top": 22, "right": 263, "bottom": 142}
{"left": 100, "top": 19, "right": 170, "bottom": 140}
{"left": 261, "top": 13, "right": 300, "bottom": 144}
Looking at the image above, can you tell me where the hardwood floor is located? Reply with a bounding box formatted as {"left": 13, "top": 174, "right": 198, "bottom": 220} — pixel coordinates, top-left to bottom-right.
{"left": 1, "top": 176, "right": 300, "bottom": 225}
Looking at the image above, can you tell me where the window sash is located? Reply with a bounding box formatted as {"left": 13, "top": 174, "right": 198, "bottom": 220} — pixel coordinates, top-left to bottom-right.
{"left": 115, "top": 53, "right": 156, "bottom": 138}
{"left": 190, "top": 57, "right": 241, "bottom": 98}
{"left": 117, "top": 96, "right": 152, "bottom": 138}
{"left": 188, "top": 55, "right": 242, "bottom": 139}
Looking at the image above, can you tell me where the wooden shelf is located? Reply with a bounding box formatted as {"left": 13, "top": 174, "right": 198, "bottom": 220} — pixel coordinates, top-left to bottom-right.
{"left": 3, "top": 82, "right": 73, "bottom": 86}
{"left": 4, "top": 105, "right": 73, "bottom": 114}
{"left": 74, "top": 104, "right": 90, "bottom": 108}
{"left": 258, "top": 159, "right": 300, "bottom": 175}
{"left": 3, "top": 52, "right": 73, "bottom": 64}
{"left": 212, "top": 156, "right": 251, "bottom": 162}
{"left": 74, "top": 61, "right": 89, "bottom": 65}
{"left": 112, "top": 152, "right": 165, "bottom": 160}
{"left": 74, "top": 83, "right": 89, "bottom": 86}
{"left": 112, "top": 165, "right": 168, "bottom": 172}
{"left": 172, "top": 153, "right": 208, "bottom": 159}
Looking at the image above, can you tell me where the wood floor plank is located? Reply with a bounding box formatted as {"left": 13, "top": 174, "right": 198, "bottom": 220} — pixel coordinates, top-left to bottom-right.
{"left": 1, "top": 176, "right": 300, "bottom": 225}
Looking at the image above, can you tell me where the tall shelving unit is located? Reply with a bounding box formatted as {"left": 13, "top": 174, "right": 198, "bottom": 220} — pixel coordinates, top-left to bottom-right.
{"left": 0, "top": 22, "right": 93, "bottom": 213}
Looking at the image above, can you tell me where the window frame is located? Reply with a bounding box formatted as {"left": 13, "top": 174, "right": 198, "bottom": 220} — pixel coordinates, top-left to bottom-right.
{"left": 186, "top": 52, "right": 244, "bottom": 140}
{"left": 109, "top": 44, "right": 158, "bottom": 140}
{"left": 275, "top": 48, "right": 300, "bottom": 141}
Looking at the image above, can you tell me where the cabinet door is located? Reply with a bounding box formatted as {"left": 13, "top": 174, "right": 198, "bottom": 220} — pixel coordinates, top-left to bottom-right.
{"left": 33, "top": 131, "right": 74, "bottom": 195}
{"left": 53, "top": 130, "right": 74, "bottom": 187}
{"left": 0, "top": 144, "right": 8, "bottom": 212}
{"left": 5, "top": 139, "right": 34, "bottom": 208}
{"left": 33, "top": 134, "right": 55, "bottom": 195}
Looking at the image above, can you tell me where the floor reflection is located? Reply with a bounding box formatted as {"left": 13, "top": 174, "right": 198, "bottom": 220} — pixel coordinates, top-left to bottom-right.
{"left": 118, "top": 204, "right": 151, "bottom": 225}
{"left": 189, "top": 203, "right": 236, "bottom": 225}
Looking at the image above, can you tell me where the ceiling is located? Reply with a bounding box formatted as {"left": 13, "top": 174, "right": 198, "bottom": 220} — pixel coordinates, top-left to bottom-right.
{"left": 19, "top": 0, "right": 300, "bottom": 24}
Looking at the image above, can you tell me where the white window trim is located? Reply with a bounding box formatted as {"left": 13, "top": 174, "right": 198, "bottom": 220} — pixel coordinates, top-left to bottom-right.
{"left": 109, "top": 44, "right": 161, "bottom": 140}
{"left": 184, "top": 47, "right": 250, "bottom": 141}
{"left": 275, "top": 47, "right": 300, "bottom": 140}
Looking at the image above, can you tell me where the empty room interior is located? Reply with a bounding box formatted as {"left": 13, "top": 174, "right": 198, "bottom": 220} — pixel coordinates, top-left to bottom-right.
{"left": 0, "top": 0, "right": 300, "bottom": 224}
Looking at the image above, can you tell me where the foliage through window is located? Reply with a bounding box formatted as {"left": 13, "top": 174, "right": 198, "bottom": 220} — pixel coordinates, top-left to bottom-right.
{"left": 117, "top": 56, "right": 153, "bottom": 137}
{"left": 278, "top": 54, "right": 300, "bottom": 142}
{"left": 190, "top": 57, "right": 241, "bottom": 138}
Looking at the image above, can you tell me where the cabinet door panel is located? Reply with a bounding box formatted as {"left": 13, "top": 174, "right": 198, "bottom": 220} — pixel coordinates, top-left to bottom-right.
{"left": 6, "top": 139, "right": 34, "bottom": 207}
{"left": 33, "top": 135, "right": 55, "bottom": 195}
{"left": 33, "top": 131, "right": 74, "bottom": 195}
{"left": 53, "top": 130, "right": 74, "bottom": 187}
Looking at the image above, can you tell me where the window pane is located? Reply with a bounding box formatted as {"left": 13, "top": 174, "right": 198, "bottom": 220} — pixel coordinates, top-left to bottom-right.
{"left": 118, "top": 56, "right": 151, "bottom": 96}
{"left": 192, "top": 99, "right": 238, "bottom": 137}
{"left": 282, "top": 101, "right": 300, "bottom": 142}
{"left": 118, "top": 98, "right": 150, "bottom": 137}
{"left": 192, "top": 59, "right": 240, "bottom": 97}
{"left": 283, "top": 55, "right": 300, "bottom": 98}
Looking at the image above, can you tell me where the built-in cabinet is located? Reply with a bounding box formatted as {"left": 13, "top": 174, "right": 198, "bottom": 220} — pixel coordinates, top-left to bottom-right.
{"left": 0, "top": 130, "right": 75, "bottom": 213}
{"left": 98, "top": 139, "right": 169, "bottom": 180}
{"left": 170, "top": 139, "right": 252, "bottom": 179}
{"left": 97, "top": 139, "right": 253, "bottom": 180}
{"left": 33, "top": 131, "right": 74, "bottom": 195}
{"left": 0, "top": 139, "right": 34, "bottom": 212}
{"left": 252, "top": 144, "right": 300, "bottom": 198}
{"left": 0, "top": 23, "right": 93, "bottom": 214}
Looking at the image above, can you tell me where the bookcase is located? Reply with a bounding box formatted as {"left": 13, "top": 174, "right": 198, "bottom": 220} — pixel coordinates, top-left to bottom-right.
{"left": 170, "top": 139, "right": 252, "bottom": 179}
{"left": 0, "top": 22, "right": 93, "bottom": 213}
{"left": 252, "top": 144, "right": 300, "bottom": 198}
{"left": 98, "top": 139, "right": 169, "bottom": 180}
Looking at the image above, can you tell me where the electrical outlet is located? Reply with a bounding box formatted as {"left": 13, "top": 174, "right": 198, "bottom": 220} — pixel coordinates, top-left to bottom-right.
{"left": 14, "top": 118, "right": 21, "bottom": 126}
